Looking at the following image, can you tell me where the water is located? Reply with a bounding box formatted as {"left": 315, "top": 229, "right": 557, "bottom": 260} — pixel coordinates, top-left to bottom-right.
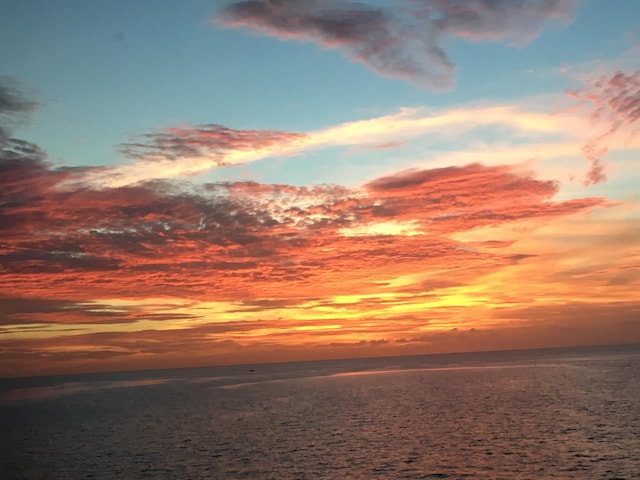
{"left": 1, "top": 345, "right": 639, "bottom": 479}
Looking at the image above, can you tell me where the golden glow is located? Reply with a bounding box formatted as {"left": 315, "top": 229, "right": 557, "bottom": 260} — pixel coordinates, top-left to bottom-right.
{"left": 339, "top": 220, "right": 422, "bottom": 237}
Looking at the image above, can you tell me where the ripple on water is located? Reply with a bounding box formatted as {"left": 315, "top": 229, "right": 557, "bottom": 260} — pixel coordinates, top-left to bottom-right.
{"left": 1, "top": 345, "right": 639, "bottom": 479}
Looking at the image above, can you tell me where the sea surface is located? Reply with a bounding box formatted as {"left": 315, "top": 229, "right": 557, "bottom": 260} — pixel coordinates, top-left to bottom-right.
{"left": 1, "top": 344, "right": 639, "bottom": 479}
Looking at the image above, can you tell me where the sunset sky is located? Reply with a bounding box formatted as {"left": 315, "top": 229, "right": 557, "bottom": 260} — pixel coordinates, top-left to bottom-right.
{"left": 1, "top": 0, "right": 639, "bottom": 378}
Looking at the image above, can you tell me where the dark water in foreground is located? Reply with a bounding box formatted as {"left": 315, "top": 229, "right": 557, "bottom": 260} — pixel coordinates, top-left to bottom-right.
{"left": 1, "top": 345, "right": 639, "bottom": 479}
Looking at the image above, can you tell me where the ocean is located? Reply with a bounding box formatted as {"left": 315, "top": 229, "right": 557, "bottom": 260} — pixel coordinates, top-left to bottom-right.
{"left": 1, "top": 344, "right": 638, "bottom": 479}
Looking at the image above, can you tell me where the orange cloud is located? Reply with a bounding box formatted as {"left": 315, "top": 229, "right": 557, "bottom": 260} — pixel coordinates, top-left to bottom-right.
{"left": 3, "top": 145, "right": 624, "bottom": 376}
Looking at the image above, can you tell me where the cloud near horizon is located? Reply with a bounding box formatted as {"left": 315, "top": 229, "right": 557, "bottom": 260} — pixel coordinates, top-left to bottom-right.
{"left": 216, "top": 0, "right": 575, "bottom": 88}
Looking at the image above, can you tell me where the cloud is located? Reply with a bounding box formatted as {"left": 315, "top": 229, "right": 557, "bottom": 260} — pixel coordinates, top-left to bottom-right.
{"left": 0, "top": 78, "right": 37, "bottom": 115}
{"left": 489, "top": 301, "right": 640, "bottom": 348}
{"left": 0, "top": 296, "right": 202, "bottom": 326}
{"left": 0, "top": 297, "right": 83, "bottom": 321}
{"left": 578, "top": 70, "right": 640, "bottom": 127}
{"left": 1, "top": 154, "right": 604, "bottom": 306}
{"left": 413, "top": 0, "right": 574, "bottom": 43}
{"left": 568, "top": 69, "right": 640, "bottom": 185}
{"left": 2, "top": 142, "right": 616, "bottom": 376}
{"left": 216, "top": 0, "right": 574, "bottom": 88}
{"left": 493, "top": 300, "right": 640, "bottom": 324}
{"left": 95, "top": 104, "right": 577, "bottom": 187}
{"left": 120, "top": 124, "right": 307, "bottom": 162}
{"left": 0, "top": 324, "right": 248, "bottom": 376}
{"left": 581, "top": 141, "right": 608, "bottom": 185}
{"left": 92, "top": 123, "right": 309, "bottom": 187}
{"left": 358, "top": 163, "right": 604, "bottom": 234}
{"left": 0, "top": 77, "right": 38, "bottom": 144}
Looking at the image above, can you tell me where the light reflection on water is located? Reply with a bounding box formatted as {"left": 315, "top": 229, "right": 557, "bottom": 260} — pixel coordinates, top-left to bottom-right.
{"left": 0, "top": 378, "right": 170, "bottom": 403}
{"left": 327, "top": 363, "right": 574, "bottom": 377}
{"left": 1, "top": 344, "right": 639, "bottom": 479}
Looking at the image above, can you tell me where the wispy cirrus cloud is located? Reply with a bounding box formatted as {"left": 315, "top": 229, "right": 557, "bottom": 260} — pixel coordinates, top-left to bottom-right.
{"left": 92, "top": 104, "right": 581, "bottom": 187}
{"left": 570, "top": 70, "right": 640, "bottom": 127}
{"left": 92, "top": 123, "right": 310, "bottom": 187}
{"left": 216, "top": 0, "right": 574, "bottom": 88}
{"left": 120, "top": 124, "right": 307, "bottom": 162}
{"left": 88, "top": 86, "right": 640, "bottom": 190}
{"left": 568, "top": 69, "right": 640, "bottom": 185}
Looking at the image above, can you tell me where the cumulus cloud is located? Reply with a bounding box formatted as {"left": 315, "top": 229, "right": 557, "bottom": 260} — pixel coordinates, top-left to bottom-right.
{"left": 217, "top": 0, "right": 574, "bottom": 88}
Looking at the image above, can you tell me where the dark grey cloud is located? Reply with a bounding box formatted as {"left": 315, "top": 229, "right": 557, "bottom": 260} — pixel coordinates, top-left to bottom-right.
{"left": 0, "top": 77, "right": 38, "bottom": 144}
{"left": 0, "top": 296, "right": 126, "bottom": 325}
{"left": 0, "top": 297, "right": 80, "bottom": 319}
{"left": 0, "top": 77, "right": 37, "bottom": 115}
{"left": 0, "top": 295, "right": 204, "bottom": 326}
{"left": 411, "top": 0, "right": 574, "bottom": 43}
{"left": 217, "top": 0, "right": 574, "bottom": 89}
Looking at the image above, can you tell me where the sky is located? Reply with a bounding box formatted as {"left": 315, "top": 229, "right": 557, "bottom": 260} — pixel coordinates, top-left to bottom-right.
{"left": 1, "top": 0, "right": 639, "bottom": 378}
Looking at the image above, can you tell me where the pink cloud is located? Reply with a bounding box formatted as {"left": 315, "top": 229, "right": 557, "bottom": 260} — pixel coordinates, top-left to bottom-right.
{"left": 568, "top": 69, "right": 640, "bottom": 185}
{"left": 120, "top": 124, "right": 307, "bottom": 163}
